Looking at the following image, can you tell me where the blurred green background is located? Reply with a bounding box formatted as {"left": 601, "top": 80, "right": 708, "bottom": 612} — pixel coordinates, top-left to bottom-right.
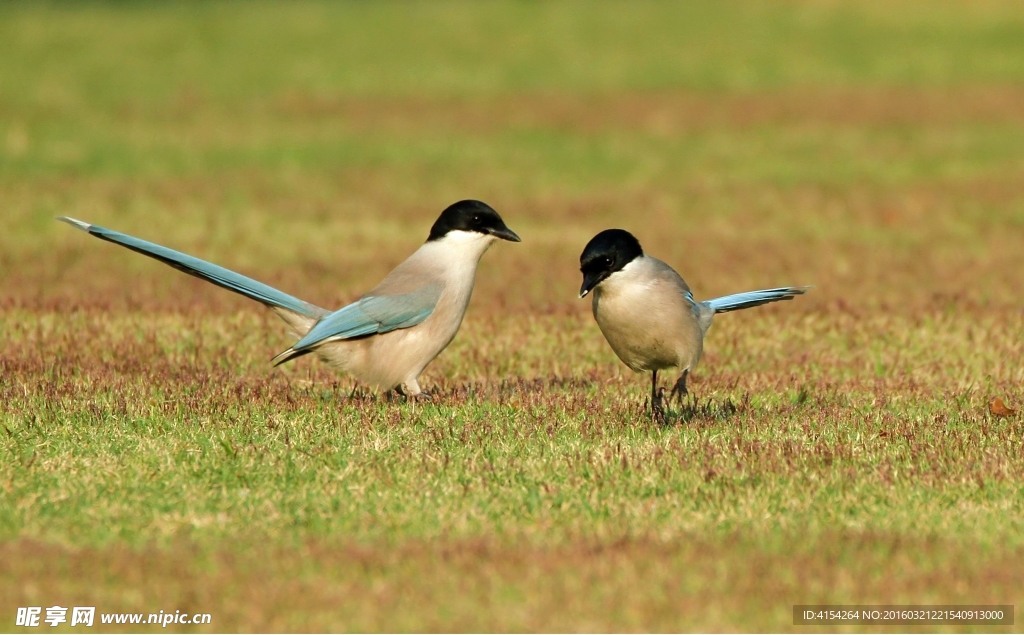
{"left": 3, "top": 0, "right": 1024, "bottom": 313}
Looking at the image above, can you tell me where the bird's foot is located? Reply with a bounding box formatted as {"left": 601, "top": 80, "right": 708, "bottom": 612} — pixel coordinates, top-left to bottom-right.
{"left": 669, "top": 370, "right": 689, "bottom": 403}
{"left": 406, "top": 391, "right": 435, "bottom": 404}
{"left": 651, "top": 386, "right": 667, "bottom": 424}
{"left": 396, "top": 380, "right": 423, "bottom": 398}
{"left": 396, "top": 381, "right": 438, "bottom": 404}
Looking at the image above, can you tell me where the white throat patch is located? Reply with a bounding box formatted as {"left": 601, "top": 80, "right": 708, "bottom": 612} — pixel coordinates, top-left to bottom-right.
{"left": 441, "top": 229, "right": 494, "bottom": 245}
{"left": 431, "top": 230, "right": 497, "bottom": 263}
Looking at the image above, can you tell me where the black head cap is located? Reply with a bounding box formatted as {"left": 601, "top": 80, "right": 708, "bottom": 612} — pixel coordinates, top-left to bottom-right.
{"left": 427, "top": 200, "right": 521, "bottom": 243}
{"left": 579, "top": 229, "right": 643, "bottom": 297}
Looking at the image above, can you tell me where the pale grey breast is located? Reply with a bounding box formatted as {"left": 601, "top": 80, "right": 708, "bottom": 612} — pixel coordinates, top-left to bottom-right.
{"left": 592, "top": 256, "right": 706, "bottom": 373}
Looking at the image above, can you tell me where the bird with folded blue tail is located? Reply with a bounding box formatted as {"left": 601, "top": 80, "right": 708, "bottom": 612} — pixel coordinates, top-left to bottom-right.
{"left": 58, "top": 200, "right": 521, "bottom": 397}
{"left": 579, "top": 228, "right": 809, "bottom": 422}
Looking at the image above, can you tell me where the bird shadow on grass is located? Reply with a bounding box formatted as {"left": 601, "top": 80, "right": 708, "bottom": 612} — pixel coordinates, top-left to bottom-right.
{"left": 317, "top": 379, "right": 751, "bottom": 431}
{"left": 652, "top": 393, "right": 747, "bottom": 427}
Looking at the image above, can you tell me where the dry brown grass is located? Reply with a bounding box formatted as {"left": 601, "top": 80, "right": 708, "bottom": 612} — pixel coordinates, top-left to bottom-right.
{"left": 7, "top": 175, "right": 1024, "bottom": 316}
{"left": 3, "top": 535, "right": 1022, "bottom": 632}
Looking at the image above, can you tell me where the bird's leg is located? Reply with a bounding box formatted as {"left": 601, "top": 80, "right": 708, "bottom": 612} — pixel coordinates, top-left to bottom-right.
{"left": 669, "top": 369, "right": 689, "bottom": 403}
{"left": 650, "top": 370, "right": 658, "bottom": 409}
{"left": 650, "top": 370, "right": 666, "bottom": 423}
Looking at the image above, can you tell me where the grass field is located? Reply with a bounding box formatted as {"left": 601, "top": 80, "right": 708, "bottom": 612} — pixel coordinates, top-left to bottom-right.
{"left": 3, "top": 1, "right": 1024, "bottom": 631}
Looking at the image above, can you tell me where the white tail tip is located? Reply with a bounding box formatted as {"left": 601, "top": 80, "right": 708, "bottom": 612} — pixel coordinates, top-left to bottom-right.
{"left": 57, "top": 216, "right": 92, "bottom": 232}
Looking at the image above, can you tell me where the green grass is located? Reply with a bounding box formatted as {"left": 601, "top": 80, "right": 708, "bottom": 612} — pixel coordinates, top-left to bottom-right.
{"left": 2, "top": 1, "right": 1024, "bottom": 631}
{"left": 4, "top": 0, "right": 1024, "bottom": 104}
{"left": 4, "top": 310, "right": 1020, "bottom": 544}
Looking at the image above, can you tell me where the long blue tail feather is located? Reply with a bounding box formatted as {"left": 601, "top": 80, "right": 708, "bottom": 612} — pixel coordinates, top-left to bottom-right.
{"left": 703, "top": 286, "right": 809, "bottom": 313}
{"left": 58, "top": 217, "right": 327, "bottom": 319}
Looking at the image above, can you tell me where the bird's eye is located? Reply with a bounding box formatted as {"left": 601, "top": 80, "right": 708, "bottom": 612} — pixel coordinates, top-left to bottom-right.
{"left": 472, "top": 214, "right": 482, "bottom": 225}
{"left": 603, "top": 257, "right": 613, "bottom": 267}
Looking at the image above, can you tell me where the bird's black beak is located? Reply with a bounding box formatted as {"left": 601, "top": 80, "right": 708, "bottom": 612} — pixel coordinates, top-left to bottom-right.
{"left": 579, "top": 270, "right": 606, "bottom": 298}
{"left": 489, "top": 226, "right": 521, "bottom": 242}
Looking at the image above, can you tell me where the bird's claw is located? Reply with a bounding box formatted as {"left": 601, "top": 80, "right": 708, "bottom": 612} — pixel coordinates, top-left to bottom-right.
{"left": 651, "top": 386, "right": 667, "bottom": 424}
{"left": 669, "top": 370, "right": 689, "bottom": 403}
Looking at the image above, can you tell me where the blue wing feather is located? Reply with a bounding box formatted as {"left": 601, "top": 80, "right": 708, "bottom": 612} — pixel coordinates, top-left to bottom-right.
{"left": 287, "top": 283, "right": 442, "bottom": 354}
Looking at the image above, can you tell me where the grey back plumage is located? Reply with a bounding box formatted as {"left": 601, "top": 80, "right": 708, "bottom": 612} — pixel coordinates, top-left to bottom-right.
{"left": 271, "top": 247, "right": 452, "bottom": 365}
